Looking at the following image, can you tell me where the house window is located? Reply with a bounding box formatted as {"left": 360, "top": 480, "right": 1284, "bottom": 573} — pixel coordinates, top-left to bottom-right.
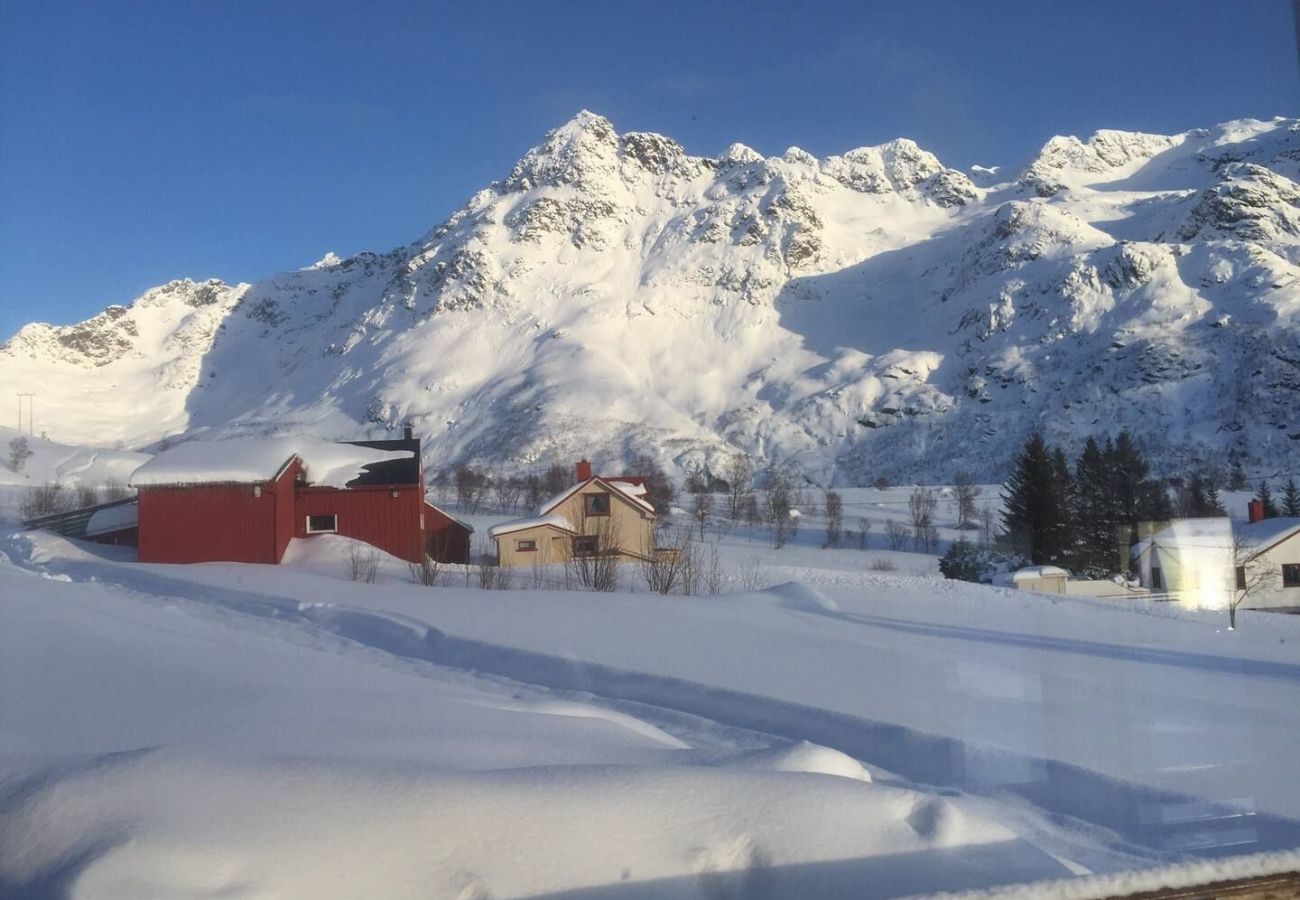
{"left": 306, "top": 514, "right": 338, "bottom": 534}
{"left": 1236, "top": 566, "right": 1247, "bottom": 590}
{"left": 1283, "top": 564, "right": 1300, "bottom": 589}
{"left": 516, "top": 539, "right": 537, "bottom": 552}
{"left": 584, "top": 493, "right": 611, "bottom": 516}
{"left": 1150, "top": 567, "right": 1162, "bottom": 590}
{"left": 573, "top": 535, "right": 599, "bottom": 555}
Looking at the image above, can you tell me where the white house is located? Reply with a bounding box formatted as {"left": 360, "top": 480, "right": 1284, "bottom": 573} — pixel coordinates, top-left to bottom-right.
{"left": 1131, "top": 515, "right": 1300, "bottom": 611}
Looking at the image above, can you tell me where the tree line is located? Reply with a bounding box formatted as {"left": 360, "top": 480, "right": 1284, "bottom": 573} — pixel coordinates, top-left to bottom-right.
{"left": 1001, "top": 430, "right": 1300, "bottom": 577}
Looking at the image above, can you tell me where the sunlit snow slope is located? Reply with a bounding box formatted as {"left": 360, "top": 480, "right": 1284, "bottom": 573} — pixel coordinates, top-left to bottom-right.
{"left": 2, "top": 113, "right": 1297, "bottom": 482}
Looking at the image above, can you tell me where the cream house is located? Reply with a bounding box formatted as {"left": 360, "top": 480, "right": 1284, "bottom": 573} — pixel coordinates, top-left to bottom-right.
{"left": 1131, "top": 515, "right": 1300, "bottom": 611}
{"left": 489, "top": 461, "right": 656, "bottom": 567}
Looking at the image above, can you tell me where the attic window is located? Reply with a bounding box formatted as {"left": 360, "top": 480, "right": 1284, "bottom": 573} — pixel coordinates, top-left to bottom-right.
{"left": 306, "top": 514, "right": 338, "bottom": 534}
{"left": 516, "top": 539, "right": 537, "bottom": 552}
{"left": 584, "top": 493, "right": 611, "bottom": 517}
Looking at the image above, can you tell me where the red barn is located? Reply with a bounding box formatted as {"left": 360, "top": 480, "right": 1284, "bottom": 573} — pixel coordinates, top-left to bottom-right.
{"left": 129, "top": 432, "right": 471, "bottom": 565}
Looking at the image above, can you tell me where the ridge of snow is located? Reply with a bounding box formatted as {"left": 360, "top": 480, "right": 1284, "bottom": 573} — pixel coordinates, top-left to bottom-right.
{"left": 128, "top": 437, "right": 412, "bottom": 488}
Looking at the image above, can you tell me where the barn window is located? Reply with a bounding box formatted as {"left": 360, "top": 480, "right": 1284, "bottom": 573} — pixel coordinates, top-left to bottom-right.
{"left": 584, "top": 493, "right": 610, "bottom": 516}
{"left": 306, "top": 514, "right": 338, "bottom": 534}
{"left": 1283, "top": 564, "right": 1300, "bottom": 588}
{"left": 516, "top": 539, "right": 537, "bottom": 552}
{"left": 573, "top": 535, "right": 598, "bottom": 555}
{"left": 1236, "top": 566, "right": 1247, "bottom": 590}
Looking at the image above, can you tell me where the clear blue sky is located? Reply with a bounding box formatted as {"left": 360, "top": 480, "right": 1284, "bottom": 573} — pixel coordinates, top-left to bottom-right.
{"left": 1, "top": 0, "right": 1296, "bottom": 338}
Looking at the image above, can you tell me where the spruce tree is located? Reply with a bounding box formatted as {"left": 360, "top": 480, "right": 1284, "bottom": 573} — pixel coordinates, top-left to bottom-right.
{"left": 1074, "top": 437, "right": 1117, "bottom": 576}
{"left": 1003, "top": 433, "right": 1072, "bottom": 565}
{"left": 1049, "top": 447, "right": 1076, "bottom": 564}
{"left": 1257, "top": 480, "right": 1280, "bottom": 519}
{"left": 1281, "top": 478, "right": 1300, "bottom": 518}
{"left": 1205, "top": 482, "right": 1226, "bottom": 516}
{"left": 1106, "top": 431, "right": 1170, "bottom": 565}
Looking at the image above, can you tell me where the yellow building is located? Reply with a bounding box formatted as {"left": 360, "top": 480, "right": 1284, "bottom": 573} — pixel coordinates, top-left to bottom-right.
{"left": 489, "top": 462, "right": 656, "bottom": 567}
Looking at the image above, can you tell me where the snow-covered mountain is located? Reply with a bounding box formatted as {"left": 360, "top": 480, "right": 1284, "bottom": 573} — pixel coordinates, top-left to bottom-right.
{"left": 3, "top": 112, "right": 1298, "bottom": 483}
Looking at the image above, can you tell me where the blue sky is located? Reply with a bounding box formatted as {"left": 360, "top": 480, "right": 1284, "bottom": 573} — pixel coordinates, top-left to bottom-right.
{"left": 1, "top": 0, "right": 1296, "bottom": 338}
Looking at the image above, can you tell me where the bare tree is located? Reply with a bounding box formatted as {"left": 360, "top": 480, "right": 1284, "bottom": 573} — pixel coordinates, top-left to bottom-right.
{"left": 738, "top": 554, "right": 767, "bottom": 591}
{"left": 7, "top": 436, "right": 33, "bottom": 473}
{"left": 870, "top": 557, "right": 897, "bottom": 572}
{"left": 743, "top": 493, "right": 761, "bottom": 527}
{"left": 492, "top": 472, "right": 521, "bottom": 513}
{"left": 725, "top": 455, "right": 755, "bottom": 521}
{"left": 567, "top": 514, "right": 620, "bottom": 592}
{"left": 640, "top": 528, "right": 689, "bottom": 594}
{"left": 346, "top": 542, "right": 380, "bottom": 583}
{"left": 691, "top": 491, "right": 712, "bottom": 540}
{"left": 953, "top": 471, "right": 982, "bottom": 528}
{"left": 19, "top": 482, "right": 67, "bottom": 521}
{"left": 1230, "top": 530, "right": 1281, "bottom": 630}
{"left": 408, "top": 554, "right": 444, "bottom": 586}
{"left": 908, "top": 487, "right": 938, "bottom": 551}
{"left": 455, "top": 465, "right": 482, "bottom": 512}
{"left": 857, "top": 517, "right": 871, "bottom": 550}
{"left": 884, "top": 519, "right": 909, "bottom": 551}
{"left": 979, "top": 503, "right": 997, "bottom": 550}
{"left": 75, "top": 483, "right": 100, "bottom": 509}
{"left": 703, "top": 543, "right": 723, "bottom": 595}
{"left": 763, "top": 475, "right": 793, "bottom": 549}
{"left": 541, "top": 463, "right": 570, "bottom": 497}
{"left": 523, "top": 472, "right": 545, "bottom": 511}
{"left": 824, "top": 491, "right": 843, "bottom": 548}
{"left": 683, "top": 461, "right": 709, "bottom": 494}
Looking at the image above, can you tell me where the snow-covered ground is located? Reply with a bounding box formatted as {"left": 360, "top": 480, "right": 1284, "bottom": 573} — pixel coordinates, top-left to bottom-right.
{"left": 4, "top": 474, "right": 1300, "bottom": 899}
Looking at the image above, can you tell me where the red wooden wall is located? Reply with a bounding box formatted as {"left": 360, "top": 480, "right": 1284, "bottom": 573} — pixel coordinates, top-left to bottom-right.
{"left": 425, "top": 503, "right": 471, "bottom": 564}
{"left": 136, "top": 463, "right": 298, "bottom": 564}
{"left": 294, "top": 485, "right": 425, "bottom": 563}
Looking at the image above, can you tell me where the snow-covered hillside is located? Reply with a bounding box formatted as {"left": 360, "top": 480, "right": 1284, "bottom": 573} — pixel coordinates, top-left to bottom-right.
{"left": 2, "top": 113, "right": 1297, "bottom": 482}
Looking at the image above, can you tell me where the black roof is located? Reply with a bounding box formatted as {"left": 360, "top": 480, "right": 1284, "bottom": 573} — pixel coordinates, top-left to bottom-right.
{"left": 340, "top": 438, "right": 422, "bottom": 487}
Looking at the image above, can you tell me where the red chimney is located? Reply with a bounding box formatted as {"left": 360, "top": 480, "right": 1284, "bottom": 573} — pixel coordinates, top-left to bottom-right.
{"left": 1248, "top": 499, "right": 1264, "bottom": 523}
{"left": 576, "top": 459, "right": 593, "bottom": 482}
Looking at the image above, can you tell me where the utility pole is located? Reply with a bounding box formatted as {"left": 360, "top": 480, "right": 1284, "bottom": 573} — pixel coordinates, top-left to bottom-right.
{"left": 16, "top": 393, "right": 34, "bottom": 434}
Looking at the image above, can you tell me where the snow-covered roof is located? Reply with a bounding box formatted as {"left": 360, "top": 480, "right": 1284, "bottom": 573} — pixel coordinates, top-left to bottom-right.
{"left": 85, "top": 501, "right": 138, "bottom": 536}
{"left": 129, "top": 438, "right": 413, "bottom": 489}
{"left": 488, "top": 514, "right": 576, "bottom": 539}
{"left": 425, "top": 501, "right": 474, "bottom": 533}
{"left": 1011, "top": 565, "right": 1069, "bottom": 581}
{"left": 1130, "top": 518, "right": 1233, "bottom": 559}
{"left": 537, "top": 476, "right": 655, "bottom": 517}
{"left": 1236, "top": 517, "right": 1300, "bottom": 556}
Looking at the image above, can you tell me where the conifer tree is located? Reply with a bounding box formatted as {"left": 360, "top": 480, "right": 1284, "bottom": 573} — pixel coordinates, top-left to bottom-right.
{"left": 1257, "top": 480, "right": 1280, "bottom": 519}
{"left": 1073, "top": 437, "right": 1117, "bottom": 576}
{"left": 1002, "top": 433, "right": 1072, "bottom": 565}
{"left": 1281, "top": 478, "right": 1300, "bottom": 518}
{"left": 1205, "top": 482, "right": 1226, "bottom": 516}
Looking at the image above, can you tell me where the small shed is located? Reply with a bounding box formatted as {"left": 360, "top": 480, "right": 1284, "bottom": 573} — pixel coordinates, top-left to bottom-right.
{"left": 998, "top": 565, "right": 1070, "bottom": 594}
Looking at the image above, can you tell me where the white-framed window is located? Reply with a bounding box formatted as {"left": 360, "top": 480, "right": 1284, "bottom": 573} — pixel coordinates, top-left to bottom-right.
{"left": 306, "top": 514, "right": 338, "bottom": 534}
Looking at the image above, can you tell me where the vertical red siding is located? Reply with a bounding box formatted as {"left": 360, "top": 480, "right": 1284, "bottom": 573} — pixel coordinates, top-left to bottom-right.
{"left": 137, "top": 483, "right": 278, "bottom": 563}
{"left": 424, "top": 502, "right": 471, "bottom": 564}
{"left": 270, "top": 459, "right": 303, "bottom": 562}
{"left": 294, "top": 485, "right": 424, "bottom": 562}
